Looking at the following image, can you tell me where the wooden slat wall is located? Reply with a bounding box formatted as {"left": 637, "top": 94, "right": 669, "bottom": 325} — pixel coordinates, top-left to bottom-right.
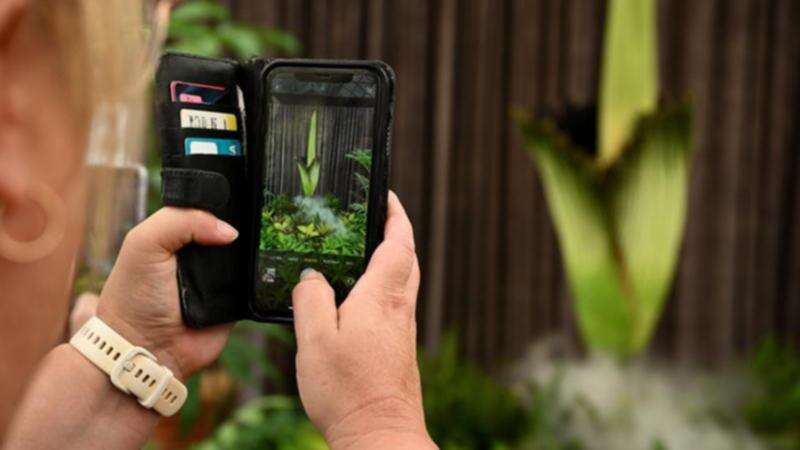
{"left": 224, "top": 0, "right": 800, "bottom": 367}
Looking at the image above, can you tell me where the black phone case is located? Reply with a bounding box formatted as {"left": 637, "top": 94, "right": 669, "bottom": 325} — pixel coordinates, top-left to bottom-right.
{"left": 154, "top": 52, "right": 395, "bottom": 327}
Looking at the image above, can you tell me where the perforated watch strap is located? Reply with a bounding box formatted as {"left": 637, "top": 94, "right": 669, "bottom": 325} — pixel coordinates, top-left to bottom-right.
{"left": 69, "top": 317, "right": 187, "bottom": 417}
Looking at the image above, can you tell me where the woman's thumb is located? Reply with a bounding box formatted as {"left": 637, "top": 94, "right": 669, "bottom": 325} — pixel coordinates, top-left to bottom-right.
{"left": 122, "top": 207, "right": 238, "bottom": 257}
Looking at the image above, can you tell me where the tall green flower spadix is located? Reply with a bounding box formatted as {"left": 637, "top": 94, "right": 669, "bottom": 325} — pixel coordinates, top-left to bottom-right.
{"left": 599, "top": 0, "right": 659, "bottom": 166}
{"left": 514, "top": 0, "right": 693, "bottom": 358}
{"left": 297, "top": 111, "right": 321, "bottom": 197}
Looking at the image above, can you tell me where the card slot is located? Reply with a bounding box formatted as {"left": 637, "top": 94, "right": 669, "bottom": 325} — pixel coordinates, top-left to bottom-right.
{"left": 176, "top": 128, "right": 244, "bottom": 156}
{"left": 168, "top": 80, "right": 238, "bottom": 108}
{"left": 158, "top": 127, "right": 243, "bottom": 160}
{"left": 179, "top": 108, "right": 241, "bottom": 133}
{"left": 166, "top": 102, "right": 242, "bottom": 115}
{"left": 157, "top": 103, "right": 243, "bottom": 131}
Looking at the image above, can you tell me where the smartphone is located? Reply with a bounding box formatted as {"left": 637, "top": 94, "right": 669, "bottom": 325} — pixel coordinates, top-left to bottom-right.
{"left": 249, "top": 61, "right": 394, "bottom": 321}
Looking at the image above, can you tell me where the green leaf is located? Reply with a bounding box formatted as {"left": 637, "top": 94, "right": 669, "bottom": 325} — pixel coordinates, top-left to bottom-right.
{"left": 217, "top": 23, "right": 264, "bottom": 58}
{"left": 309, "top": 161, "right": 320, "bottom": 193}
{"left": 219, "top": 335, "right": 262, "bottom": 384}
{"left": 514, "top": 104, "right": 692, "bottom": 357}
{"left": 261, "top": 29, "right": 303, "bottom": 56}
{"left": 355, "top": 172, "right": 370, "bottom": 192}
{"left": 607, "top": 104, "right": 693, "bottom": 352}
{"left": 297, "top": 163, "right": 313, "bottom": 197}
{"left": 168, "top": 20, "right": 212, "bottom": 41}
{"left": 515, "top": 111, "right": 634, "bottom": 356}
{"left": 168, "top": 33, "right": 224, "bottom": 58}
{"left": 598, "top": 0, "right": 658, "bottom": 166}
{"left": 170, "top": 0, "right": 230, "bottom": 23}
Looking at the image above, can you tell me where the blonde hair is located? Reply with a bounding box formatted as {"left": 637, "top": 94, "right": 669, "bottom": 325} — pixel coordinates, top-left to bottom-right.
{"left": 31, "top": 0, "right": 164, "bottom": 278}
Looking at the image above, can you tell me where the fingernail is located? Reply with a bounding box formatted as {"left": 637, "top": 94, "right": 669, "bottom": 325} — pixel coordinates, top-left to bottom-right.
{"left": 216, "top": 220, "right": 239, "bottom": 240}
{"left": 300, "top": 268, "right": 317, "bottom": 280}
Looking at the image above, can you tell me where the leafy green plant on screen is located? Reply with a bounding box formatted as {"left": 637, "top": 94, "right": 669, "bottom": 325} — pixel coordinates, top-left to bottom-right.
{"left": 514, "top": 0, "right": 693, "bottom": 358}
{"left": 345, "top": 148, "right": 371, "bottom": 202}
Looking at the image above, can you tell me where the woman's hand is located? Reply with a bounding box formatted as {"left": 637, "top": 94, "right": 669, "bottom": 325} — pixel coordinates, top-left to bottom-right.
{"left": 95, "top": 207, "right": 239, "bottom": 380}
{"left": 292, "top": 193, "right": 437, "bottom": 450}
{"left": 4, "top": 208, "right": 239, "bottom": 450}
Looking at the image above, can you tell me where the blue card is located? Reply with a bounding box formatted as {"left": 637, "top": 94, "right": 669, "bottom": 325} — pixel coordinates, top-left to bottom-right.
{"left": 184, "top": 137, "right": 242, "bottom": 156}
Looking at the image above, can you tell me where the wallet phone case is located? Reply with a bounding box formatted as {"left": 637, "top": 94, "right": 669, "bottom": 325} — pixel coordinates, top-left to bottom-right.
{"left": 154, "top": 52, "right": 395, "bottom": 327}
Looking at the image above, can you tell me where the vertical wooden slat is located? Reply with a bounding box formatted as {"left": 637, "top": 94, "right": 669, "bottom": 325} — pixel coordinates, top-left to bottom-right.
{"left": 236, "top": 0, "right": 279, "bottom": 28}
{"left": 456, "top": 0, "right": 481, "bottom": 359}
{"left": 468, "top": 0, "right": 507, "bottom": 366}
{"left": 326, "top": 0, "right": 364, "bottom": 58}
{"left": 381, "top": 0, "right": 433, "bottom": 293}
{"left": 279, "top": 0, "right": 311, "bottom": 53}
{"left": 672, "top": 0, "right": 715, "bottom": 362}
{"left": 364, "top": 0, "right": 387, "bottom": 60}
{"left": 308, "top": 0, "right": 331, "bottom": 57}
{"left": 734, "top": 0, "right": 774, "bottom": 352}
{"left": 504, "top": 0, "right": 540, "bottom": 361}
{"left": 772, "top": 0, "right": 800, "bottom": 345}
{"left": 423, "top": 0, "right": 457, "bottom": 352}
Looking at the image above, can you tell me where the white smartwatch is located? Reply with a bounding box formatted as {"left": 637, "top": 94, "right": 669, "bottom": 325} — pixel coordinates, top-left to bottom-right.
{"left": 69, "top": 317, "right": 187, "bottom": 417}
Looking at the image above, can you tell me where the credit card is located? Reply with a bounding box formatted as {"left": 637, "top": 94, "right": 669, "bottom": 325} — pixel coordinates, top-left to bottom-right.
{"left": 185, "top": 137, "right": 242, "bottom": 156}
{"left": 180, "top": 109, "right": 238, "bottom": 131}
{"left": 170, "top": 81, "right": 230, "bottom": 105}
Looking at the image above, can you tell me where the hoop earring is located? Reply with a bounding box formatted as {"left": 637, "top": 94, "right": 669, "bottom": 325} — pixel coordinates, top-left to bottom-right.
{"left": 0, "top": 182, "right": 66, "bottom": 264}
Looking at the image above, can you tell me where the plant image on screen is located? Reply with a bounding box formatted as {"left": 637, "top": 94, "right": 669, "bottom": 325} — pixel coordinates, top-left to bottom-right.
{"left": 259, "top": 111, "right": 370, "bottom": 258}
{"left": 256, "top": 74, "right": 377, "bottom": 311}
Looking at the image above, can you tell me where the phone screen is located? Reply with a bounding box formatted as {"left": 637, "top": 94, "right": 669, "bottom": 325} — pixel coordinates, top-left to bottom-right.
{"left": 254, "top": 67, "right": 379, "bottom": 315}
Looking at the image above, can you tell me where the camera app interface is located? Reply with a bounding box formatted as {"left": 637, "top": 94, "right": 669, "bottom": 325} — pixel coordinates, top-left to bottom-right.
{"left": 255, "top": 68, "right": 378, "bottom": 314}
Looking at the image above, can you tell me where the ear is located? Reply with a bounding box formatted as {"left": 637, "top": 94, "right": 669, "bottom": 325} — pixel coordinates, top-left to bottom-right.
{"left": 0, "top": 0, "right": 27, "bottom": 47}
{"left": 0, "top": 0, "right": 31, "bottom": 208}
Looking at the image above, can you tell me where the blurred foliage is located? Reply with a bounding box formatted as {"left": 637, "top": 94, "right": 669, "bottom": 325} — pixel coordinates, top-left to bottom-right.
{"left": 519, "top": 378, "right": 585, "bottom": 450}
{"left": 167, "top": 0, "right": 301, "bottom": 59}
{"left": 420, "top": 333, "right": 529, "bottom": 450}
{"left": 746, "top": 339, "right": 800, "bottom": 449}
{"left": 190, "top": 397, "right": 326, "bottom": 450}
{"left": 175, "top": 330, "right": 800, "bottom": 450}
{"left": 186, "top": 332, "right": 534, "bottom": 450}
{"left": 513, "top": 0, "right": 692, "bottom": 358}
{"left": 178, "top": 322, "right": 294, "bottom": 437}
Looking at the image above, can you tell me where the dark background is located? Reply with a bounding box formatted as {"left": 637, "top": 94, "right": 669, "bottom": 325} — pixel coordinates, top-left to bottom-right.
{"left": 220, "top": 0, "right": 800, "bottom": 368}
